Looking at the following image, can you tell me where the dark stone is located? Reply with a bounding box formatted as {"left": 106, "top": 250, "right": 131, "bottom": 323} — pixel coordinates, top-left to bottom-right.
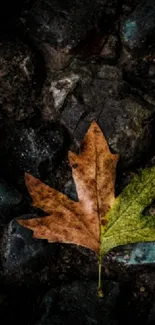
{"left": 0, "top": 179, "right": 23, "bottom": 223}
{"left": 121, "top": 0, "right": 155, "bottom": 51}
{"left": 43, "top": 62, "right": 125, "bottom": 127}
{"left": 26, "top": 0, "right": 116, "bottom": 50}
{"left": 119, "top": 1, "right": 155, "bottom": 106}
{"left": 117, "top": 271, "right": 155, "bottom": 325}
{"left": 25, "top": 0, "right": 118, "bottom": 70}
{"left": 100, "top": 35, "right": 120, "bottom": 62}
{"left": 119, "top": 46, "right": 155, "bottom": 108}
{"left": 148, "top": 295, "right": 155, "bottom": 325}
{"left": 0, "top": 121, "right": 71, "bottom": 192}
{"left": 0, "top": 215, "right": 98, "bottom": 285}
{"left": 59, "top": 63, "right": 125, "bottom": 136}
{"left": 60, "top": 92, "right": 85, "bottom": 134}
{"left": 57, "top": 61, "right": 155, "bottom": 168}
{"left": 98, "top": 97, "right": 155, "bottom": 168}
{"left": 33, "top": 280, "right": 119, "bottom": 325}
{"left": 0, "top": 287, "right": 44, "bottom": 325}
{"left": 0, "top": 0, "right": 31, "bottom": 19}
{"left": 0, "top": 180, "right": 21, "bottom": 207}
{"left": 0, "top": 38, "right": 45, "bottom": 121}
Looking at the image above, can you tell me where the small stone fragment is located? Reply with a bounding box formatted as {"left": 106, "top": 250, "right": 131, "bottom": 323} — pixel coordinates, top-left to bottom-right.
{"left": 100, "top": 35, "right": 119, "bottom": 61}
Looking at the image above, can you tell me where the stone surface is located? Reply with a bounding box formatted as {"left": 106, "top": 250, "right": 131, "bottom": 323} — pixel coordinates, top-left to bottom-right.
{"left": 0, "top": 38, "right": 45, "bottom": 121}
{"left": 26, "top": 0, "right": 116, "bottom": 50}
{"left": 24, "top": 0, "right": 119, "bottom": 70}
{"left": 100, "top": 35, "right": 119, "bottom": 61}
{"left": 0, "top": 287, "right": 44, "bottom": 325}
{"left": 59, "top": 62, "right": 124, "bottom": 137}
{"left": 0, "top": 179, "right": 23, "bottom": 223}
{"left": 58, "top": 61, "right": 155, "bottom": 169}
{"left": 117, "top": 270, "right": 155, "bottom": 325}
{"left": 0, "top": 215, "right": 98, "bottom": 285}
{"left": 43, "top": 62, "right": 124, "bottom": 130}
{"left": 121, "top": 0, "right": 155, "bottom": 51}
{"left": 0, "top": 121, "right": 71, "bottom": 191}
{"left": 98, "top": 97, "right": 154, "bottom": 168}
{"left": 0, "top": 0, "right": 31, "bottom": 19}
{"left": 42, "top": 72, "right": 80, "bottom": 120}
{"left": 34, "top": 280, "right": 119, "bottom": 325}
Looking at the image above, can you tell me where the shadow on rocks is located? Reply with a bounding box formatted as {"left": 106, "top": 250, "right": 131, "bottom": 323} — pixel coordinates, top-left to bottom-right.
{"left": 33, "top": 280, "right": 119, "bottom": 325}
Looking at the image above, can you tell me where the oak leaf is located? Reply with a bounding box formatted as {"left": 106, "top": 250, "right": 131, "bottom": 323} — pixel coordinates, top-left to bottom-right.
{"left": 18, "top": 122, "right": 118, "bottom": 253}
{"left": 18, "top": 122, "right": 155, "bottom": 260}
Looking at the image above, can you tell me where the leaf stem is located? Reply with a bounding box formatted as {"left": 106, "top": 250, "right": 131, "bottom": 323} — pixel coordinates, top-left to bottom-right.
{"left": 97, "top": 249, "right": 104, "bottom": 297}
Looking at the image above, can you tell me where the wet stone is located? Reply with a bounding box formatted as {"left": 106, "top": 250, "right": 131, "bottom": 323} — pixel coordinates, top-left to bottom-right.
{"left": 0, "top": 179, "right": 23, "bottom": 223}
{"left": 116, "top": 271, "right": 155, "bottom": 325}
{"left": 26, "top": 0, "right": 115, "bottom": 50}
{"left": 60, "top": 63, "right": 125, "bottom": 136}
{"left": 0, "top": 121, "right": 71, "bottom": 191}
{"left": 0, "top": 38, "right": 45, "bottom": 121}
{"left": 96, "top": 64, "right": 122, "bottom": 80}
{"left": 33, "top": 280, "right": 119, "bottom": 325}
{"left": 98, "top": 97, "right": 155, "bottom": 168}
{"left": 0, "top": 286, "right": 46, "bottom": 325}
{"left": 0, "top": 215, "right": 98, "bottom": 286}
{"left": 100, "top": 35, "right": 119, "bottom": 61}
{"left": 54, "top": 61, "right": 155, "bottom": 169}
{"left": 43, "top": 62, "right": 125, "bottom": 125}
{"left": 42, "top": 72, "right": 80, "bottom": 120}
{"left": 121, "top": 0, "right": 155, "bottom": 51}
{"left": 0, "top": 215, "right": 59, "bottom": 285}
{"left": 117, "top": 242, "right": 155, "bottom": 266}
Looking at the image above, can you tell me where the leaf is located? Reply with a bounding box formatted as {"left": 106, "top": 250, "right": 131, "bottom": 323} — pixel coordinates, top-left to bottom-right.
{"left": 101, "top": 166, "right": 155, "bottom": 256}
{"left": 18, "top": 121, "right": 118, "bottom": 253}
{"left": 18, "top": 121, "right": 155, "bottom": 263}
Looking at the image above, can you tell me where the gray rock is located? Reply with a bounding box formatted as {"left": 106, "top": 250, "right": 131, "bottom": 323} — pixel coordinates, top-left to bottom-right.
{"left": 59, "top": 63, "right": 125, "bottom": 137}
{"left": 27, "top": 0, "right": 115, "bottom": 50}
{"left": 121, "top": 0, "right": 155, "bottom": 51}
{"left": 25, "top": 0, "right": 118, "bottom": 70}
{"left": 0, "top": 215, "right": 98, "bottom": 285}
{"left": 60, "top": 92, "right": 85, "bottom": 134}
{"left": 43, "top": 62, "right": 124, "bottom": 123}
{"left": 58, "top": 61, "right": 154, "bottom": 168}
{"left": 119, "top": 46, "right": 155, "bottom": 108}
{"left": 0, "top": 287, "right": 42, "bottom": 325}
{"left": 0, "top": 179, "right": 23, "bottom": 223}
{"left": 50, "top": 73, "right": 80, "bottom": 111}
{"left": 0, "top": 121, "right": 71, "bottom": 191}
{"left": 96, "top": 64, "right": 122, "bottom": 80}
{"left": 0, "top": 179, "right": 22, "bottom": 208}
{"left": 42, "top": 72, "right": 80, "bottom": 120}
{"left": 34, "top": 281, "right": 119, "bottom": 325}
{"left": 100, "top": 35, "right": 119, "bottom": 61}
{"left": 0, "top": 38, "right": 44, "bottom": 121}
{"left": 0, "top": 0, "right": 30, "bottom": 18}
{"left": 98, "top": 98, "right": 154, "bottom": 168}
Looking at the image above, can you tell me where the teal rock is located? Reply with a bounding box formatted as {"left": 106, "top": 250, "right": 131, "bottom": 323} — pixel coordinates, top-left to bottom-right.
{"left": 121, "top": 0, "right": 155, "bottom": 50}
{"left": 117, "top": 242, "right": 155, "bottom": 265}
